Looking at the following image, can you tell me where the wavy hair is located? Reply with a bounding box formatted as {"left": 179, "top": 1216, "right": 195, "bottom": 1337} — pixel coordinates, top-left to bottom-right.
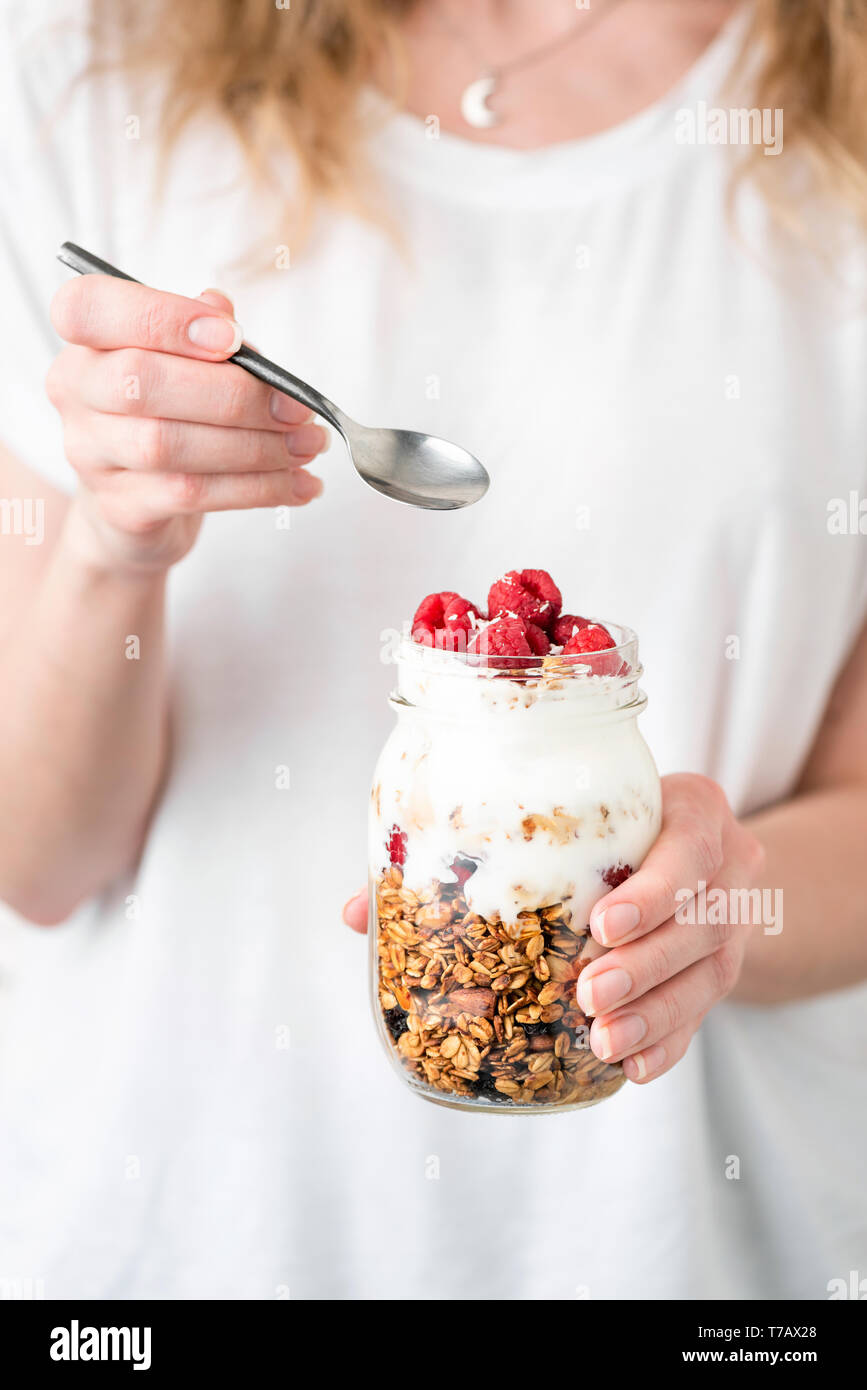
{"left": 88, "top": 0, "right": 867, "bottom": 254}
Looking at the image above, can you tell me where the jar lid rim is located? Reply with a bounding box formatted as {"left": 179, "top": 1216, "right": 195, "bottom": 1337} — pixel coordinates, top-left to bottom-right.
{"left": 392, "top": 620, "right": 640, "bottom": 682}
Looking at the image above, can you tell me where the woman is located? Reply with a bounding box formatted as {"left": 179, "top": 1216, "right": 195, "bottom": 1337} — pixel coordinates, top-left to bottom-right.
{"left": 0, "top": 0, "right": 865, "bottom": 1300}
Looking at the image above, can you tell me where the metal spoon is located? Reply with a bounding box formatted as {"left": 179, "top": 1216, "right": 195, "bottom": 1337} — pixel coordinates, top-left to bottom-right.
{"left": 57, "top": 243, "right": 490, "bottom": 511}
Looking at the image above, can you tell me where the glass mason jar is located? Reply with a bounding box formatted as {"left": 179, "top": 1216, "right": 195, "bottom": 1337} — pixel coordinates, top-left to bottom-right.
{"left": 369, "top": 625, "right": 662, "bottom": 1114}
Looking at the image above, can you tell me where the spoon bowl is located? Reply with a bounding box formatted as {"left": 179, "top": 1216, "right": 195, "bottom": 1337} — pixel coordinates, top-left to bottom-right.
{"left": 345, "top": 424, "right": 490, "bottom": 510}
{"left": 57, "top": 243, "right": 490, "bottom": 512}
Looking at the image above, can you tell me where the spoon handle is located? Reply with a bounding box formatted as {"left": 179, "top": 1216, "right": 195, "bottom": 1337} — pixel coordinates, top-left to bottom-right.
{"left": 231, "top": 345, "right": 344, "bottom": 433}
{"left": 56, "top": 242, "right": 346, "bottom": 433}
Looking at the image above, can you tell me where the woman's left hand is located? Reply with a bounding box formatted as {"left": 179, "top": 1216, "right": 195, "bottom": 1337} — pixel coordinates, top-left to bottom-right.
{"left": 577, "top": 772, "right": 765, "bottom": 1083}
{"left": 343, "top": 771, "right": 765, "bottom": 1085}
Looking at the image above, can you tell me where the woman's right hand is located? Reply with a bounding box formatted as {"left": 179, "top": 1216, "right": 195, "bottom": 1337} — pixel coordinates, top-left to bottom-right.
{"left": 46, "top": 276, "right": 329, "bottom": 573}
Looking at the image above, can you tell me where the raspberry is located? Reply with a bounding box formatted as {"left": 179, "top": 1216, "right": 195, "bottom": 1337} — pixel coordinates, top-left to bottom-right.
{"left": 602, "top": 862, "right": 633, "bottom": 889}
{"left": 468, "top": 616, "right": 532, "bottom": 661}
{"left": 524, "top": 622, "right": 551, "bottom": 656}
{"left": 413, "top": 591, "right": 458, "bottom": 629}
{"left": 412, "top": 591, "right": 480, "bottom": 651}
{"left": 520, "top": 569, "right": 562, "bottom": 622}
{"left": 449, "top": 855, "right": 478, "bottom": 887}
{"left": 487, "top": 568, "right": 562, "bottom": 634}
{"left": 552, "top": 613, "right": 590, "bottom": 646}
{"left": 386, "top": 824, "right": 407, "bottom": 866}
{"left": 563, "top": 622, "right": 624, "bottom": 676}
{"left": 487, "top": 573, "right": 541, "bottom": 628}
{"left": 562, "top": 623, "right": 615, "bottom": 655}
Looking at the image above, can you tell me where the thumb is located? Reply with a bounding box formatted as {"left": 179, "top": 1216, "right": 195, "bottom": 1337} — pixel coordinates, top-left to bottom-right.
{"left": 342, "top": 889, "right": 369, "bottom": 934}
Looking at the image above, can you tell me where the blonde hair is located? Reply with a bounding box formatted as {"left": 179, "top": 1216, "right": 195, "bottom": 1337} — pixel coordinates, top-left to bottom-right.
{"left": 90, "top": 0, "right": 867, "bottom": 250}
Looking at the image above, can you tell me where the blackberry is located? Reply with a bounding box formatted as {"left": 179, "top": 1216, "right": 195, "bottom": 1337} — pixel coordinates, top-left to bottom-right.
{"left": 475, "top": 1072, "right": 507, "bottom": 1103}
{"left": 383, "top": 1006, "right": 409, "bottom": 1041}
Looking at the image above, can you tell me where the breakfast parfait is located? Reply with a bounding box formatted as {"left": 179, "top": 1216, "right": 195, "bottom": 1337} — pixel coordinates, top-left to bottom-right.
{"left": 369, "top": 569, "right": 662, "bottom": 1113}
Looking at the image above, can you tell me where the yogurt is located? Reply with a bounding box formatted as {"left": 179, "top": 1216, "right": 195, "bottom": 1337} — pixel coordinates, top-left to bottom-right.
{"left": 370, "top": 633, "right": 662, "bottom": 929}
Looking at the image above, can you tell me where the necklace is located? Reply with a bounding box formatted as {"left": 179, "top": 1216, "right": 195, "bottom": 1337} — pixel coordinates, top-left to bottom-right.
{"left": 436, "top": 0, "right": 628, "bottom": 130}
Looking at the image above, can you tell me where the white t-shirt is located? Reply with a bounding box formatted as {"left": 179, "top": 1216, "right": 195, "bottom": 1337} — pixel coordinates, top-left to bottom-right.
{"left": 1, "top": 1, "right": 865, "bottom": 1300}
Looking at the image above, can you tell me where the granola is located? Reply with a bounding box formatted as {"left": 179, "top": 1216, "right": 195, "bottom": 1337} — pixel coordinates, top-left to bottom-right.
{"left": 374, "top": 865, "right": 626, "bottom": 1111}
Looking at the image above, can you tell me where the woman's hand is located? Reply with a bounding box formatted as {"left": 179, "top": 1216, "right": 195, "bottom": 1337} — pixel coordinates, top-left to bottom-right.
{"left": 47, "top": 276, "right": 328, "bottom": 573}
{"left": 577, "top": 772, "right": 765, "bottom": 1082}
{"left": 343, "top": 888, "right": 369, "bottom": 933}
{"left": 343, "top": 772, "right": 766, "bottom": 1083}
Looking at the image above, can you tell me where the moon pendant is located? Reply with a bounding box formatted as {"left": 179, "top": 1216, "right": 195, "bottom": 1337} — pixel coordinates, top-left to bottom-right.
{"left": 460, "top": 74, "right": 501, "bottom": 130}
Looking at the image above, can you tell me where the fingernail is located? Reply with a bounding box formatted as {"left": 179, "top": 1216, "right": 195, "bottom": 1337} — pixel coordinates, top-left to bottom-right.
{"left": 285, "top": 424, "right": 328, "bottom": 457}
{"left": 593, "top": 1012, "right": 646, "bottom": 1060}
{"left": 187, "top": 316, "right": 243, "bottom": 354}
{"left": 269, "top": 391, "right": 314, "bottom": 426}
{"left": 577, "top": 966, "right": 632, "bottom": 1016}
{"left": 343, "top": 890, "right": 367, "bottom": 913}
{"left": 623, "top": 1043, "right": 666, "bottom": 1082}
{"left": 198, "top": 288, "right": 232, "bottom": 309}
{"left": 291, "top": 470, "right": 322, "bottom": 501}
{"left": 595, "top": 902, "right": 640, "bottom": 945}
